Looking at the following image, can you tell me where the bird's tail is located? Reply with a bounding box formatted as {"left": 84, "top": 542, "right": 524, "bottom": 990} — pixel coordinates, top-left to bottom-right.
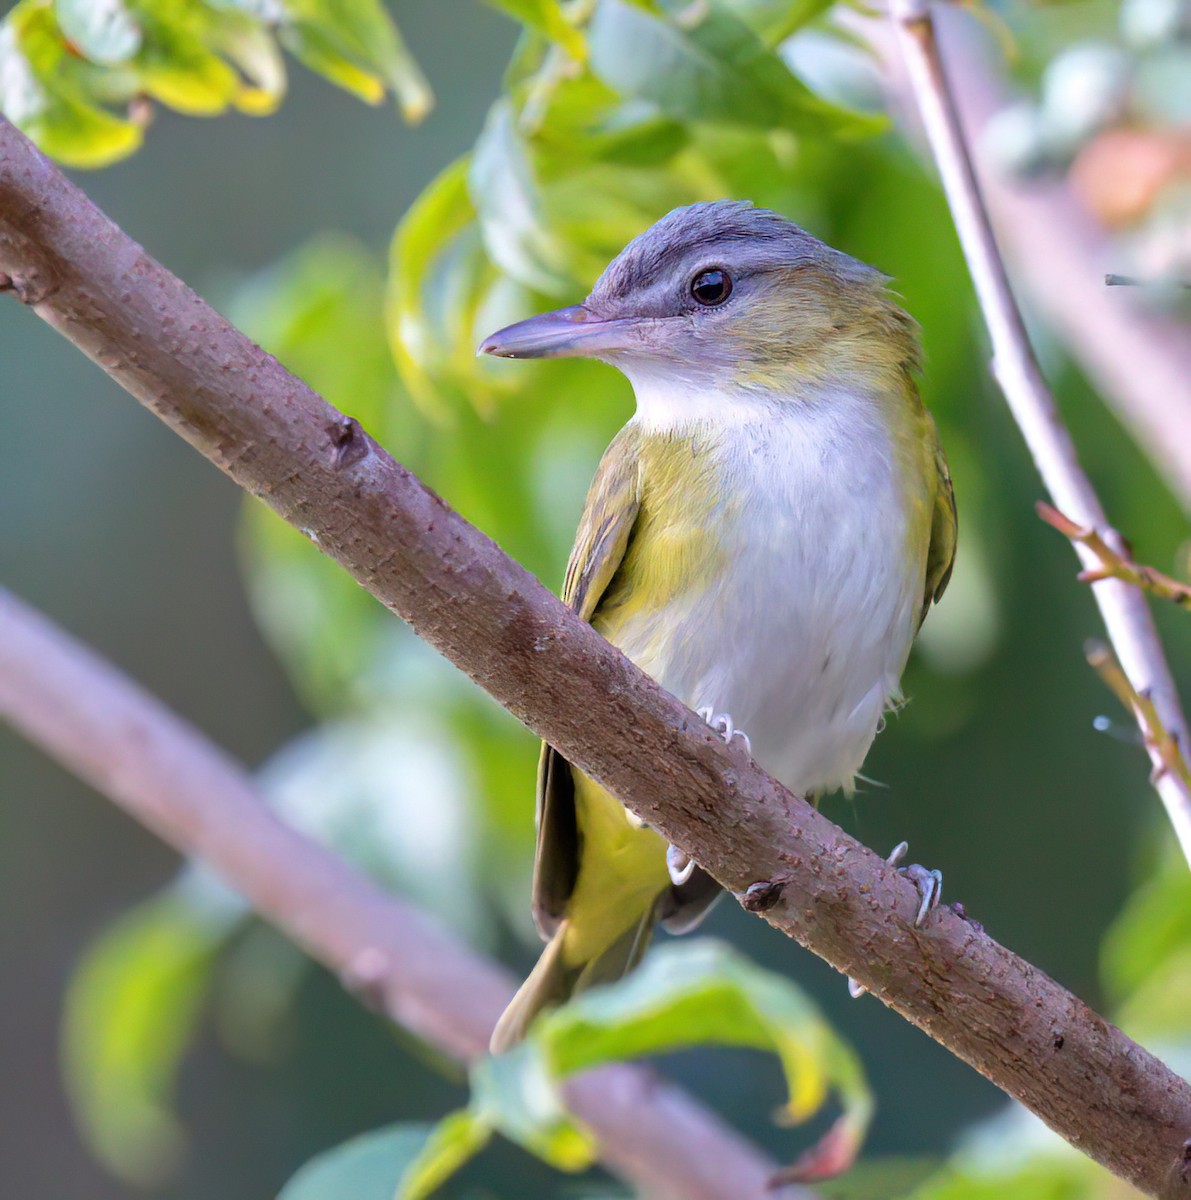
{"left": 489, "top": 902, "right": 659, "bottom": 1055}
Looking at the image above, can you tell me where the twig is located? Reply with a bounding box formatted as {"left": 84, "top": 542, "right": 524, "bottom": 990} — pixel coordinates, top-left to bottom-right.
{"left": 3, "top": 117, "right": 1191, "bottom": 1196}
{"left": 1037, "top": 502, "right": 1191, "bottom": 610}
{"left": 0, "top": 587, "right": 790, "bottom": 1200}
{"left": 1105, "top": 274, "right": 1191, "bottom": 290}
{"left": 1086, "top": 640, "right": 1191, "bottom": 789}
{"left": 887, "top": 0, "right": 1191, "bottom": 871}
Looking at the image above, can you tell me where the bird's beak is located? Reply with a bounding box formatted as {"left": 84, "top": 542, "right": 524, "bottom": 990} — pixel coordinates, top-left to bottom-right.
{"left": 478, "top": 305, "right": 639, "bottom": 360}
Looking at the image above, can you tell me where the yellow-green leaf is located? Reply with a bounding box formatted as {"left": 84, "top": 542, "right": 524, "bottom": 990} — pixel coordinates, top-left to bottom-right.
{"left": 0, "top": 6, "right": 143, "bottom": 166}
{"left": 482, "top": 0, "right": 587, "bottom": 60}
{"left": 62, "top": 888, "right": 235, "bottom": 1185}
{"left": 280, "top": 0, "right": 433, "bottom": 119}
{"left": 534, "top": 941, "right": 873, "bottom": 1165}
{"left": 387, "top": 155, "right": 480, "bottom": 415}
{"left": 397, "top": 1110, "right": 493, "bottom": 1200}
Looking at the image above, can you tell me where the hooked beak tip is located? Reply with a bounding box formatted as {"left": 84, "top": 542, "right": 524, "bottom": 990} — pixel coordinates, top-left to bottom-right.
{"left": 477, "top": 305, "right": 626, "bottom": 361}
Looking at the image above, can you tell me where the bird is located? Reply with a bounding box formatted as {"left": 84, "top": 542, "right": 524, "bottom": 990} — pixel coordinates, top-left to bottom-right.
{"left": 478, "top": 200, "right": 956, "bottom": 1053}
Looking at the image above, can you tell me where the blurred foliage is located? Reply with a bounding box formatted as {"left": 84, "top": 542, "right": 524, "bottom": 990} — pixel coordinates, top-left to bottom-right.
{"left": 0, "top": 0, "right": 431, "bottom": 166}
{"left": 38, "top": 0, "right": 1191, "bottom": 1197}
{"left": 986, "top": 0, "right": 1191, "bottom": 296}
{"left": 276, "top": 1123, "right": 439, "bottom": 1200}
{"left": 399, "top": 942, "right": 872, "bottom": 1192}
{"left": 61, "top": 877, "right": 242, "bottom": 1186}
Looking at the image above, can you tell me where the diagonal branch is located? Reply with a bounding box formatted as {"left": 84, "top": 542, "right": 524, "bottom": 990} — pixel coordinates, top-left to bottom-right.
{"left": 0, "top": 586, "right": 789, "bottom": 1200}
{"left": 2, "top": 116, "right": 1191, "bottom": 1195}
{"left": 887, "top": 0, "right": 1191, "bottom": 870}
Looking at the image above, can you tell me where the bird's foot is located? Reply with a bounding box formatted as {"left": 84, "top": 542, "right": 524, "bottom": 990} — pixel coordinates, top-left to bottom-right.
{"left": 887, "top": 840, "right": 944, "bottom": 928}
{"left": 696, "top": 706, "right": 752, "bottom": 755}
{"left": 848, "top": 841, "right": 942, "bottom": 999}
{"left": 670, "top": 707, "right": 751, "bottom": 887}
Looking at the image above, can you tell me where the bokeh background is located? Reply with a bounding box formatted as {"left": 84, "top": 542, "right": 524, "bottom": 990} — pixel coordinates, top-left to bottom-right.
{"left": 1, "top": 0, "right": 1189, "bottom": 1196}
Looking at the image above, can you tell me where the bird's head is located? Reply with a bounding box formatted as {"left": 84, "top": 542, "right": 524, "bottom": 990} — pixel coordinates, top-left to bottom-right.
{"left": 480, "top": 200, "right": 919, "bottom": 410}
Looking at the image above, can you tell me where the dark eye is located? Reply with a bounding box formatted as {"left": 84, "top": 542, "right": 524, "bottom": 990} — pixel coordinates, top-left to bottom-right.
{"left": 690, "top": 268, "right": 732, "bottom": 307}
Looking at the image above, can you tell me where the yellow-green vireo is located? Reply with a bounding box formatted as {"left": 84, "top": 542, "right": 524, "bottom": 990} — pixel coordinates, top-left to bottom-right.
{"left": 480, "top": 201, "right": 956, "bottom": 1052}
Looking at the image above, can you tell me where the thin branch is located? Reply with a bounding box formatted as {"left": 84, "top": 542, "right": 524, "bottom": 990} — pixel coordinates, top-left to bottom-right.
{"left": 1105, "top": 274, "right": 1191, "bottom": 291}
{"left": 2, "top": 116, "right": 1191, "bottom": 1196}
{"left": 887, "top": 0, "right": 1191, "bottom": 872}
{"left": 1038, "top": 502, "right": 1191, "bottom": 611}
{"left": 1085, "top": 639, "right": 1191, "bottom": 790}
{"left": 0, "top": 587, "right": 789, "bottom": 1200}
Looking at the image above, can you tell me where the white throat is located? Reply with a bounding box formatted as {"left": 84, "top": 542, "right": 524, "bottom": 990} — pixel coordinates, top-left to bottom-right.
{"left": 620, "top": 364, "right": 786, "bottom": 432}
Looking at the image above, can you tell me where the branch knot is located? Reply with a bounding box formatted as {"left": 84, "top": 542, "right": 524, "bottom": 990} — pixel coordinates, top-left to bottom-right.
{"left": 326, "top": 416, "right": 371, "bottom": 470}
{"left": 0, "top": 265, "right": 56, "bottom": 305}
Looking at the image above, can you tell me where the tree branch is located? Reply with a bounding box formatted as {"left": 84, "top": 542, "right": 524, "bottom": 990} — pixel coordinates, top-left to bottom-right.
{"left": 0, "top": 586, "right": 789, "bottom": 1200}
{"left": 887, "top": 0, "right": 1191, "bottom": 871}
{"left": 2, "top": 115, "right": 1190, "bottom": 1195}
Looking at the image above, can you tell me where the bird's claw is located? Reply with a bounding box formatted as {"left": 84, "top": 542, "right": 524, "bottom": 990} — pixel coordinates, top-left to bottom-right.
{"left": 903, "top": 862, "right": 944, "bottom": 928}
{"left": 848, "top": 841, "right": 943, "bottom": 998}
{"left": 667, "top": 843, "right": 696, "bottom": 886}
{"left": 883, "top": 840, "right": 943, "bottom": 928}
{"left": 696, "top": 706, "right": 752, "bottom": 755}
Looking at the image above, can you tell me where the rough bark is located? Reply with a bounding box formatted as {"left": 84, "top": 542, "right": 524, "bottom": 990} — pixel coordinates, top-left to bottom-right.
{"left": 2, "top": 116, "right": 1190, "bottom": 1196}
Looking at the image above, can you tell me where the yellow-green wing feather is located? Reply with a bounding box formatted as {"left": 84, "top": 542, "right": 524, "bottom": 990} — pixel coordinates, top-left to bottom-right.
{"left": 921, "top": 431, "right": 957, "bottom": 627}
{"left": 531, "top": 425, "right": 642, "bottom": 937}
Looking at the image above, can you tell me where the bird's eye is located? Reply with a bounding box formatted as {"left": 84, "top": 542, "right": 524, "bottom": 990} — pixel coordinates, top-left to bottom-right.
{"left": 690, "top": 269, "right": 732, "bottom": 307}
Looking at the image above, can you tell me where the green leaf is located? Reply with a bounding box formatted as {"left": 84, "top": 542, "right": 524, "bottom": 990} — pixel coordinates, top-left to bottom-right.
{"left": 456, "top": 941, "right": 872, "bottom": 1183}
{"left": 397, "top": 1110, "right": 494, "bottom": 1200}
{"left": 279, "top": 0, "right": 433, "bottom": 120}
{"left": 205, "top": 6, "right": 287, "bottom": 115}
{"left": 473, "top": 1043, "right": 598, "bottom": 1169}
{"left": 54, "top": 0, "right": 142, "bottom": 64}
{"left": 469, "top": 97, "right": 575, "bottom": 293}
{"left": 405, "top": 941, "right": 873, "bottom": 1186}
{"left": 482, "top": 0, "right": 587, "bottom": 60}
{"left": 540, "top": 941, "right": 871, "bottom": 1136}
{"left": 721, "top": 0, "right": 837, "bottom": 47}
{"left": 278, "top": 1124, "right": 437, "bottom": 1200}
{"left": 127, "top": 0, "right": 241, "bottom": 115}
{"left": 387, "top": 155, "right": 486, "bottom": 414}
{"left": 587, "top": 0, "right": 882, "bottom": 136}
{"left": 0, "top": 4, "right": 143, "bottom": 167}
{"left": 5, "top": 0, "right": 433, "bottom": 166}
{"left": 62, "top": 885, "right": 239, "bottom": 1185}
{"left": 278, "top": 19, "right": 385, "bottom": 102}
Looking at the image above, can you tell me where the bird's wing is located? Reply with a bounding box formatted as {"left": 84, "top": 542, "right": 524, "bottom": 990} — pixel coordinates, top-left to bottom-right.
{"left": 531, "top": 424, "right": 642, "bottom": 938}
{"left": 920, "top": 429, "right": 957, "bottom": 628}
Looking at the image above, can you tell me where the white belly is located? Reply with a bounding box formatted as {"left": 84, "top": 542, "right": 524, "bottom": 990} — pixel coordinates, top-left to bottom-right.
{"left": 615, "top": 401, "right": 926, "bottom": 797}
